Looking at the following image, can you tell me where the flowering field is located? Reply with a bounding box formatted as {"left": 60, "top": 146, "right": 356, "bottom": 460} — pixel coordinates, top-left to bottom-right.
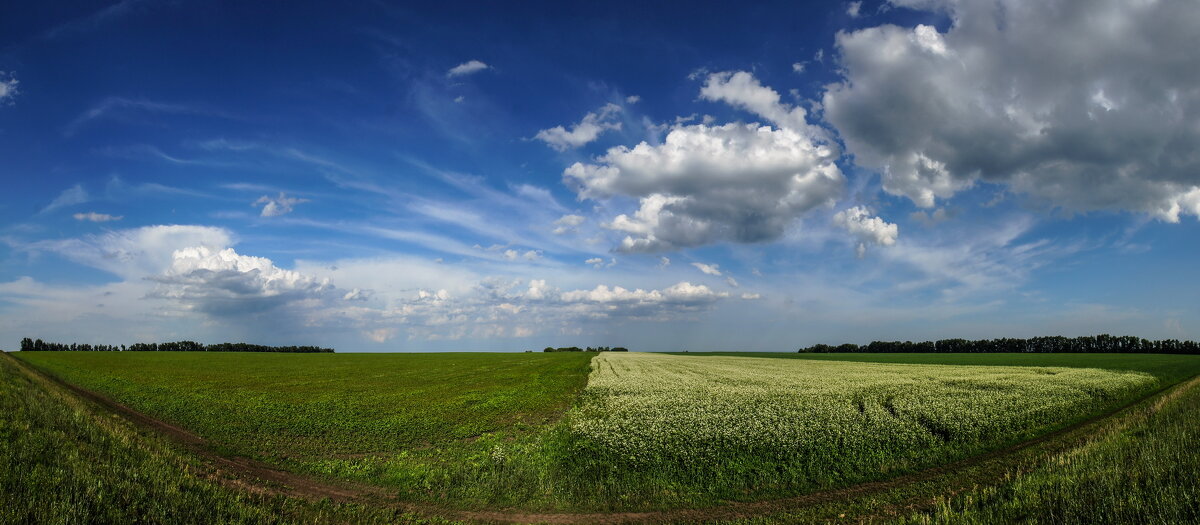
{"left": 15, "top": 350, "right": 1193, "bottom": 512}
{"left": 563, "top": 353, "right": 1158, "bottom": 505}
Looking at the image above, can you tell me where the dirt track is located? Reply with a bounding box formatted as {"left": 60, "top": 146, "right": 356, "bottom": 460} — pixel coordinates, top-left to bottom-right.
{"left": 6, "top": 351, "right": 1195, "bottom": 524}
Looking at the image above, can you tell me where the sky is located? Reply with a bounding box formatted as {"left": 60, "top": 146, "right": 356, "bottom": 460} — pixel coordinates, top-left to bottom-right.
{"left": 1, "top": 0, "right": 1199, "bottom": 352}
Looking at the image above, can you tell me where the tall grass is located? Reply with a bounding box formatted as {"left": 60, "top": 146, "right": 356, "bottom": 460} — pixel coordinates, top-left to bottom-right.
{"left": 905, "top": 376, "right": 1200, "bottom": 524}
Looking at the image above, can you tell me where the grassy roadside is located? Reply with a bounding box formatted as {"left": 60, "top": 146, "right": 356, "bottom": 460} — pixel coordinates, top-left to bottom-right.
{"left": 900, "top": 374, "right": 1200, "bottom": 524}
{"left": 0, "top": 352, "right": 456, "bottom": 524}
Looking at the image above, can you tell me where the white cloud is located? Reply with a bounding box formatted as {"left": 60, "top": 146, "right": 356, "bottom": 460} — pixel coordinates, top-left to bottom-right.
{"left": 565, "top": 120, "right": 843, "bottom": 252}
{"left": 560, "top": 281, "right": 727, "bottom": 307}
{"left": 446, "top": 59, "right": 490, "bottom": 77}
{"left": 791, "top": 62, "right": 806, "bottom": 73}
{"left": 625, "top": 95, "right": 641, "bottom": 104}
{"left": 253, "top": 192, "right": 308, "bottom": 217}
{"left": 73, "top": 212, "right": 122, "bottom": 222}
{"left": 658, "top": 256, "right": 671, "bottom": 268}
{"left": 25, "top": 225, "right": 233, "bottom": 280}
{"left": 0, "top": 72, "right": 18, "bottom": 104}
{"left": 692, "top": 262, "right": 722, "bottom": 276}
{"left": 535, "top": 103, "right": 622, "bottom": 151}
{"left": 552, "top": 214, "right": 586, "bottom": 235}
{"left": 741, "top": 292, "right": 762, "bottom": 300}
{"left": 365, "top": 328, "right": 396, "bottom": 343}
{"left": 585, "top": 257, "right": 616, "bottom": 269}
{"left": 699, "top": 71, "right": 825, "bottom": 138}
{"left": 833, "top": 206, "right": 898, "bottom": 258}
{"left": 846, "top": 1, "right": 862, "bottom": 17}
{"left": 342, "top": 288, "right": 371, "bottom": 301}
{"left": 823, "top": 0, "right": 1200, "bottom": 221}
{"left": 726, "top": 276, "right": 740, "bottom": 288}
{"left": 150, "top": 246, "right": 335, "bottom": 316}
{"left": 42, "top": 184, "right": 89, "bottom": 213}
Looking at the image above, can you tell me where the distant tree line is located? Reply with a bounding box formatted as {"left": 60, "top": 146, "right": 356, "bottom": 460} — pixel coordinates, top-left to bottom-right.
{"left": 542, "top": 346, "right": 630, "bottom": 352}
{"left": 19, "top": 338, "right": 333, "bottom": 353}
{"left": 798, "top": 334, "right": 1200, "bottom": 354}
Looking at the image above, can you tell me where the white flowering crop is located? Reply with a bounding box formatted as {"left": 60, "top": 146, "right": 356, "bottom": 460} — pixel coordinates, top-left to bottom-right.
{"left": 567, "top": 353, "right": 1155, "bottom": 481}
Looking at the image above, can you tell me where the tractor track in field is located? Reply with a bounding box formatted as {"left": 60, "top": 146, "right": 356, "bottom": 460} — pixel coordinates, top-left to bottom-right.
{"left": 6, "top": 350, "right": 1197, "bottom": 525}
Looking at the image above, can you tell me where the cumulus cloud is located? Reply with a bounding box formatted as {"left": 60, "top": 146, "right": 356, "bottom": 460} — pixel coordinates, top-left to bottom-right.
{"left": 552, "top": 214, "right": 585, "bottom": 234}
{"left": 560, "top": 281, "right": 727, "bottom": 308}
{"left": 535, "top": 103, "right": 622, "bottom": 151}
{"left": 149, "top": 246, "right": 334, "bottom": 316}
{"left": 73, "top": 212, "right": 122, "bottom": 222}
{"left": 823, "top": 0, "right": 1200, "bottom": 221}
{"left": 846, "top": 1, "right": 862, "bottom": 17}
{"left": 691, "top": 262, "right": 722, "bottom": 276}
{"left": 699, "top": 71, "right": 826, "bottom": 139}
{"left": 253, "top": 192, "right": 308, "bottom": 217}
{"left": 503, "top": 249, "right": 542, "bottom": 261}
{"left": 446, "top": 59, "right": 490, "bottom": 77}
{"left": 833, "top": 206, "right": 898, "bottom": 258}
{"left": 626, "top": 95, "right": 641, "bottom": 104}
{"left": 0, "top": 72, "right": 18, "bottom": 104}
{"left": 585, "top": 257, "right": 616, "bottom": 269}
{"left": 342, "top": 288, "right": 372, "bottom": 301}
{"left": 564, "top": 120, "right": 842, "bottom": 252}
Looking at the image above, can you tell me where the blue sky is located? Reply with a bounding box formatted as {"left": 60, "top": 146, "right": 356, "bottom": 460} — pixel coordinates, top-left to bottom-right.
{"left": 2, "top": 0, "right": 1198, "bottom": 351}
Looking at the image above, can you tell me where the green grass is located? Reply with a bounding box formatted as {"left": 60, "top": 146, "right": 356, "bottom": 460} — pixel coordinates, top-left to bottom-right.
{"left": 13, "top": 350, "right": 1200, "bottom": 514}
{"left": 0, "top": 352, "right": 453, "bottom": 524}
{"left": 14, "top": 352, "right": 594, "bottom": 458}
{"left": 14, "top": 351, "right": 595, "bottom": 509}
{"left": 902, "top": 375, "right": 1200, "bottom": 524}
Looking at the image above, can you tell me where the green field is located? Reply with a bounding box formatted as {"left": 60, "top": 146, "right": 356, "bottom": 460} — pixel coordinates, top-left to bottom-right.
{"left": 14, "top": 350, "right": 1200, "bottom": 515}
{"left": 0, "top": 352, "right": 443, "bottom": 525}
{"left": 13, "top": 351, "right": 592, "bottom": 457}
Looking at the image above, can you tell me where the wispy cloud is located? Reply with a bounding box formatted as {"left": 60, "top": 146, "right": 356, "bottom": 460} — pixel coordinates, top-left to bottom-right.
{"left": 41, "top": 185, "right": 89, "bottom": 213}
{"left": 64, "top": 97, "right": 237, "bottom": 136}
{"left": 73, "top": 212, "right": 123, "bottom": 222}
{"left": 43, "top": 0, "right": 153, "bottom": 40}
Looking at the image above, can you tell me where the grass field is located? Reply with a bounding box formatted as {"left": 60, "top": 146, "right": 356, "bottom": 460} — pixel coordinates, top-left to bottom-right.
{"left": 13, "top": 352, "right": 592, "bottom": 457}
{"left": 14, "top": 350, "right": 1199, "bottom": 514}
{"left": 13, "top": 351, "right": 594, "bottom": 508}
{"left": 0, "top": 352, "right": 450, "bottom": 525}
